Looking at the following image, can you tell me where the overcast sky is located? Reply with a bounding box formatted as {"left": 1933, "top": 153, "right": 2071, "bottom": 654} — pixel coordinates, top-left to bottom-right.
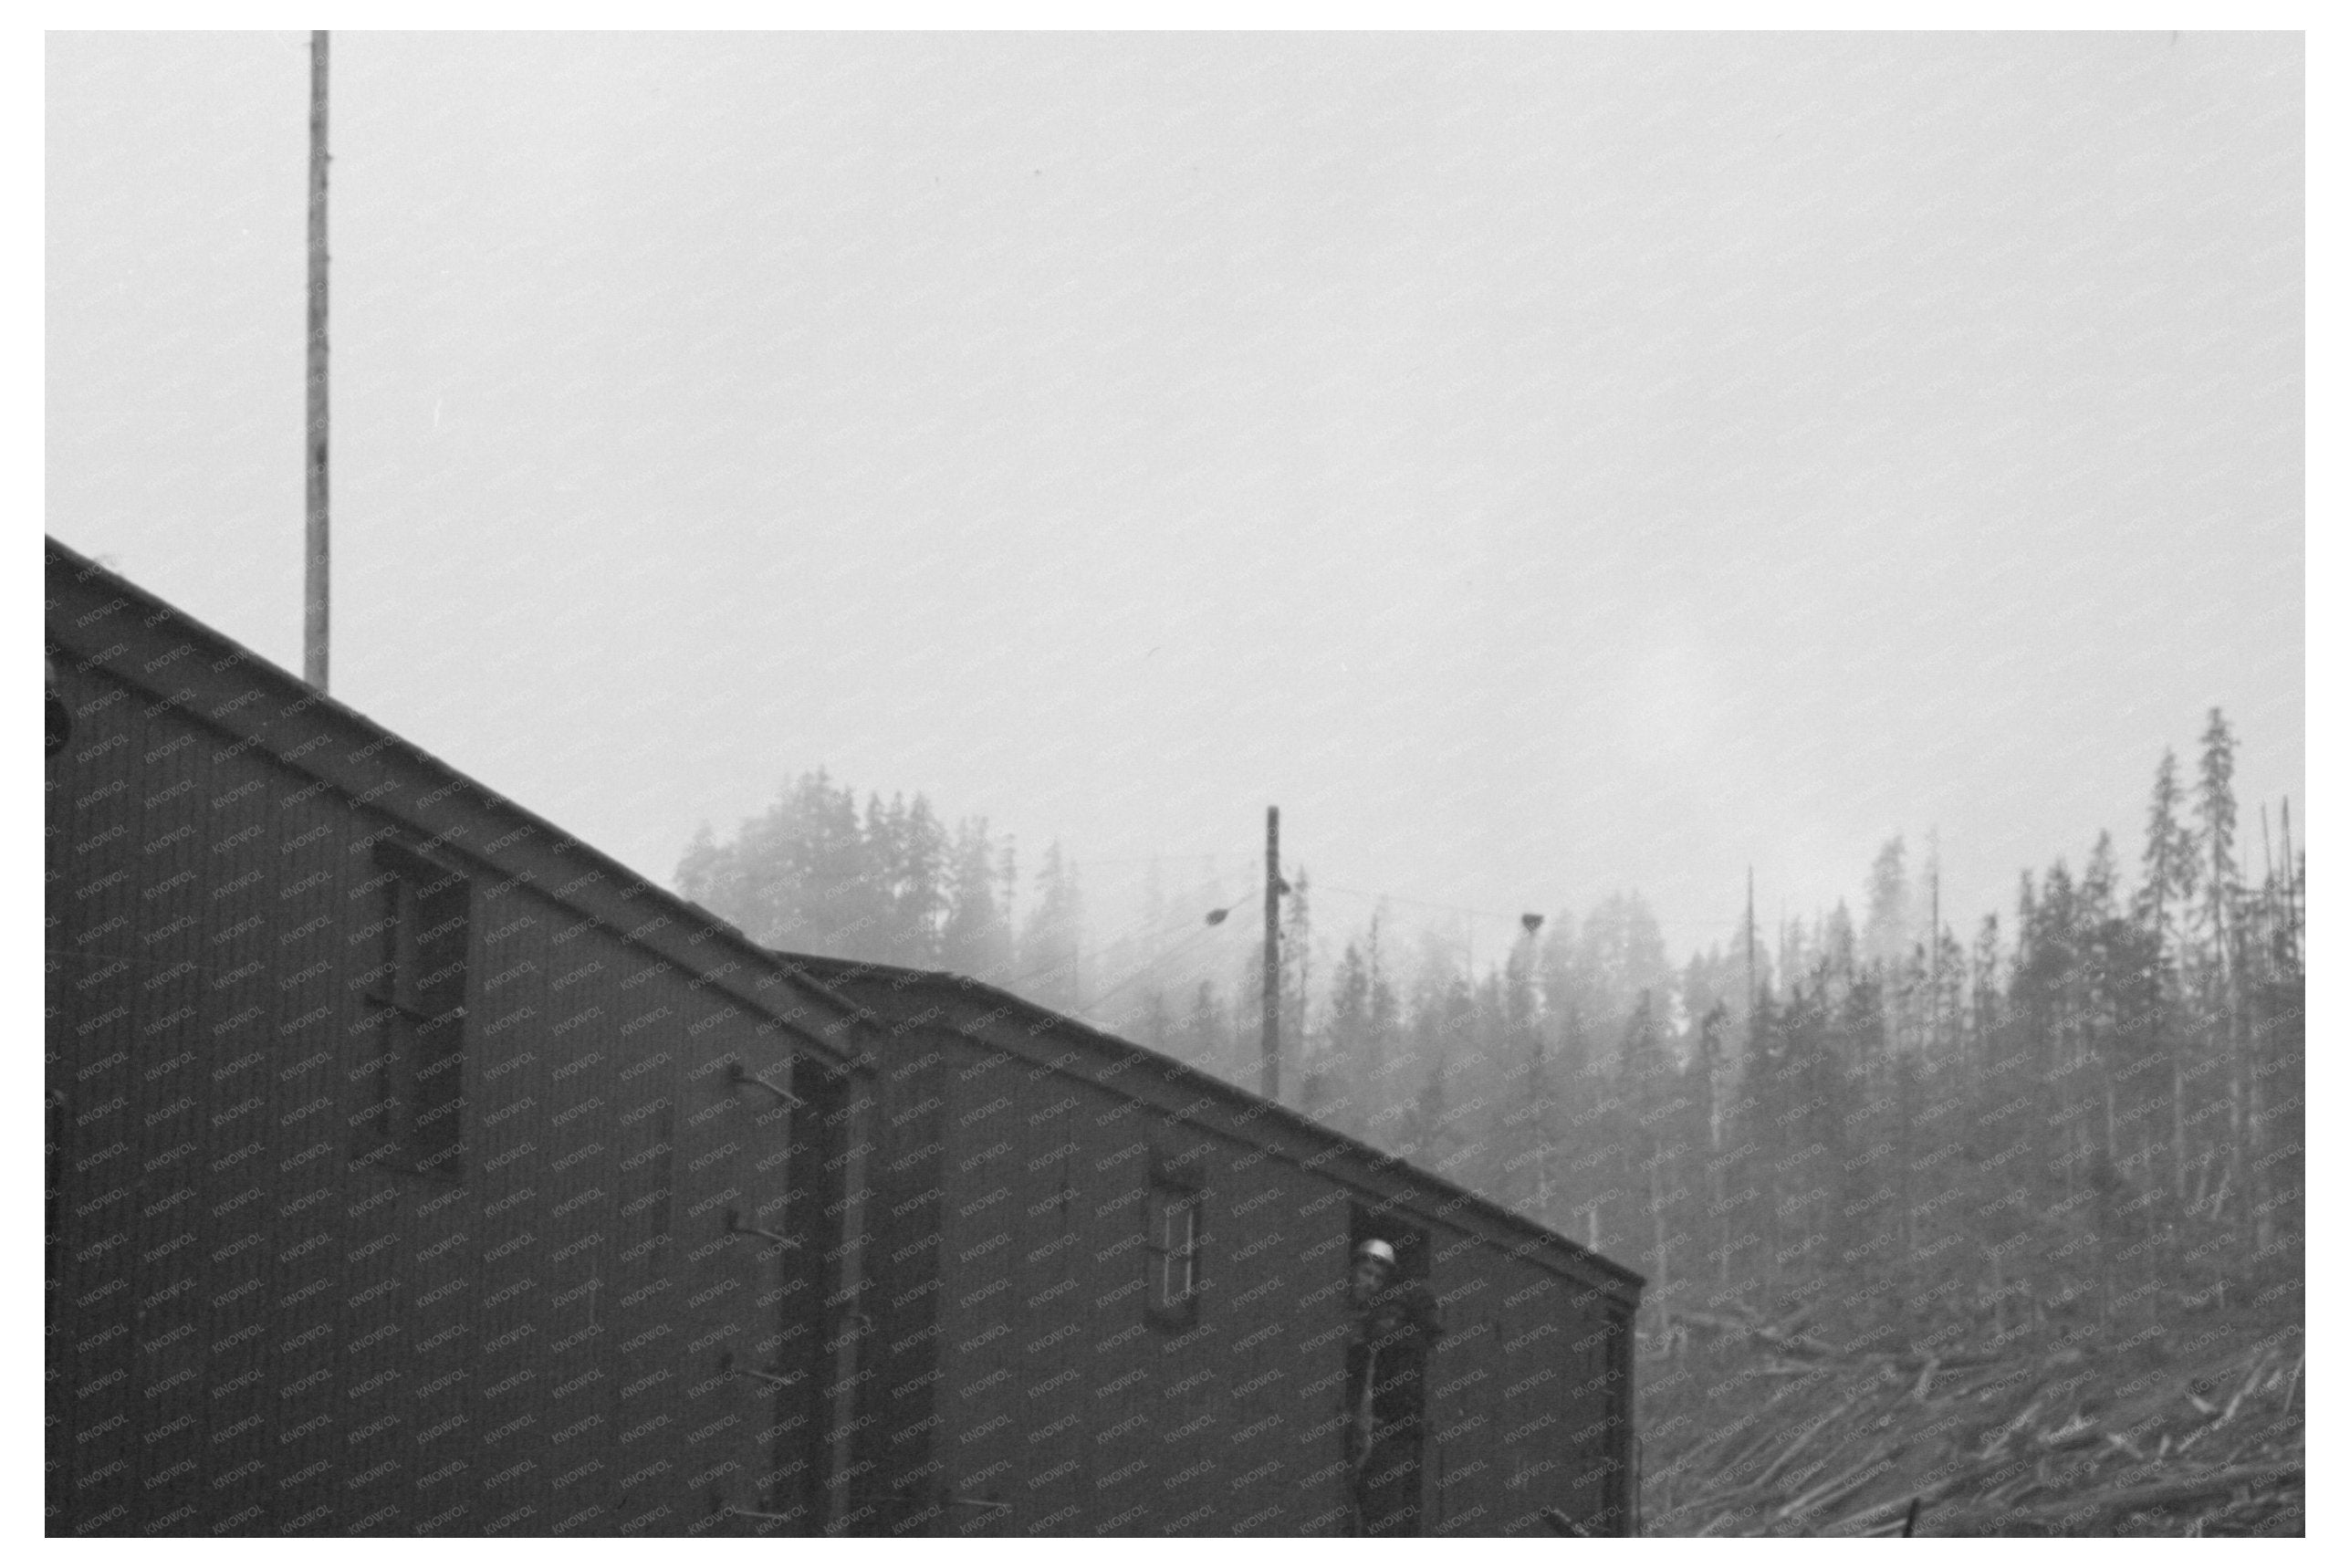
{"left": 47, "top": 31, "right": 2303, "bottom": 964}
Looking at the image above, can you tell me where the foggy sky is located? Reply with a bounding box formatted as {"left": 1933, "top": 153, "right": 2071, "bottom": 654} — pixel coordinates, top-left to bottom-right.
{"left": 47, "top": 31, "right": 2303, "bottom": 967}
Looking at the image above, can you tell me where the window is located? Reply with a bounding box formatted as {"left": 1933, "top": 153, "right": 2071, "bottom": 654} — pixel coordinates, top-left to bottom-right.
{"left": 1144, "top": 1152, "right": 1205, "bottom": 1331}
{"left": 1157, "top": 1194, "right": 1202, "bottom": 1304}
{"left": 357, "top": 840, "right": 471, "bottom": 1175}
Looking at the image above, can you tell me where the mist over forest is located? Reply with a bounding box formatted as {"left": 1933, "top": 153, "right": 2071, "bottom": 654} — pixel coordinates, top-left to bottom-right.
{"left": 680, "top": 704, "right": 2301, "bottom": 1309}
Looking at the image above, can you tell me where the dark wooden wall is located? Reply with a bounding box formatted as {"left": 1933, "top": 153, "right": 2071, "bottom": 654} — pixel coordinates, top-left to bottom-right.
{"left": 47, "top": 563, "right": 868, "bottom": 1538}
{"left": 837, "top": 991, "right": 1638, "bottom": 1537}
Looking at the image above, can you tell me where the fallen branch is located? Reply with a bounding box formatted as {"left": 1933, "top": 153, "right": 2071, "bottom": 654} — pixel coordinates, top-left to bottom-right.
{"left": 1937, "top": 1461, "right": 2303, "bottom": 1534}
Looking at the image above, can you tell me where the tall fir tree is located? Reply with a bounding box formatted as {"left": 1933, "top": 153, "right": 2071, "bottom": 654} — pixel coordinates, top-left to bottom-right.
{"left": 1863, "top": 836, "right": 1912, "bottom": 974}
{"left": 1323, "top": 938, "right": 1372, "bottom": 1138}
{"left": 1018, "top": 841, "right": 1084, "bottom": 1010}
{"left": 941, "top": 816, "right": 1012, "bottom": 981}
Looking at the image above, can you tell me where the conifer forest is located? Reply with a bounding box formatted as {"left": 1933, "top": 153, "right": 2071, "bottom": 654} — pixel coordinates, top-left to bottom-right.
{"left": 679, "top": 706, "right": 2303, "bottom": 1535}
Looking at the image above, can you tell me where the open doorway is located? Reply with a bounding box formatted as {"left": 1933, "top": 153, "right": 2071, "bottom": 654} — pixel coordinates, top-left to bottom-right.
{"left": 1343, "top": 1205, "right": 1436, "bottom": 1536}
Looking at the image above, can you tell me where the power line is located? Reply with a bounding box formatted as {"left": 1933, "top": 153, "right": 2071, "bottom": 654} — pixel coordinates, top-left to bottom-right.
{"left": 997, "top": 894, "right": 1240, "bottom": 995}
{"left": 1073, "top": 914, "right": 1238, "bottom": 1020}
{"left": 1313, "top": 880, "right": 1744, "bottom": 932}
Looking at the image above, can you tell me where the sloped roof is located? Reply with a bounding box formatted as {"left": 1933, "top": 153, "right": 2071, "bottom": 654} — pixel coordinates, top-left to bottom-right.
{"left": 771, "top": 948, "right": 1645, "bottom": 1299}
{"left": 45, "top": 534, "right": 873, "bottom": 1069}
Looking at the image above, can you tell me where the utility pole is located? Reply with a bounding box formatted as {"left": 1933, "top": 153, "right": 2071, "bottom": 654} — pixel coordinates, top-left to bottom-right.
{"left": 304, "top": 29, "right": 330, "bottom": 691}
{"left": 1261, "top": 806, "right": 1280, "bottom": 1103}
{"left": 1520, "top": 913, "right": 1551, "bottom": 1219}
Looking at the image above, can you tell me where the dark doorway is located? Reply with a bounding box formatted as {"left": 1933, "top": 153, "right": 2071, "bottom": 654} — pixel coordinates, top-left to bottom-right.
{"left": 761, "top": 1057, "right": 852, "bottom": 1532}
{"left": 1600, "top": 1302, "right": 1635, "bottom": 1535}
{"left": 1344, "top": 1205, "right": 1435, "bottom": 1536}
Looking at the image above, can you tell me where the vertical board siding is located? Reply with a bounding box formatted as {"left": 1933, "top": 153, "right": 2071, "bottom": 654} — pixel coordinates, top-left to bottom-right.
{"left": 928, "top": 1035, "right": 1371, "bottom": 1536}
{"left": 798, "top": 1056, "right": 860, "bottom": 1518}
{"left": 887, "top": 996, "right": 1639, "bottom": 1539}
{"left": 850, "top": 1031, "right": 949, "bottom": 1535}
{"left": 50, "top": 671, "right": 145, "bottom": 1536}
{"left": 45, "top": 612, "right": 860, "bottom": 1539}
{"left": 608, "top": 1023, "right": 681, "bottom": 1536}
{"left": 935, "top": 1045, "right": 1022, "bottom": 1537}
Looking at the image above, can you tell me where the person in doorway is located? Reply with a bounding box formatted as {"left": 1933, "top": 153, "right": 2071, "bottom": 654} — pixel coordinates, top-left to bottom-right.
{"left": 1343, "top": 1238, "right": 1444, "bottom": 1536}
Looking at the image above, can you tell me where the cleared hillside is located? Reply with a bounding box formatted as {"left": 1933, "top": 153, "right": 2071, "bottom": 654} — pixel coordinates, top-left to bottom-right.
{"left": 1639, "top": 1291, "right": 2303, "bottom": 1537}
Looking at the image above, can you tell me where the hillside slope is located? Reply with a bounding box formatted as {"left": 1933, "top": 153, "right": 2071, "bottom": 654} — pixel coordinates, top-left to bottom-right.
{"left": 1638, "top": 1292, "right": 2303, "bottom": 1537}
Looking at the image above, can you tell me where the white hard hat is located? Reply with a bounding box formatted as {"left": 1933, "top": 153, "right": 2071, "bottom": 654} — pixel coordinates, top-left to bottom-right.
{"left": 1353, "top": 1239, "right": 1397, "bottom": 1269}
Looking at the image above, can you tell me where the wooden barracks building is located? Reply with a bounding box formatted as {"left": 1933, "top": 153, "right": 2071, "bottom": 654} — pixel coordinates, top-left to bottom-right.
{"left": 46, "top": 536, "right": 1643, "bottom": 1538}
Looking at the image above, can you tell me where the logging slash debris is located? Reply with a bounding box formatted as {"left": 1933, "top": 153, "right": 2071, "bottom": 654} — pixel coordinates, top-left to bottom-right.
{"left": 1640, "top": 1305, "right": 2302, "bottom": 1536}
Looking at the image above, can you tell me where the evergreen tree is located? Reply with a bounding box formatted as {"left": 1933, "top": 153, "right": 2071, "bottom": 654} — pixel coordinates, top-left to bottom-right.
{"left": 1282, "top": 867, "right": 1316, "bottom": 1103}
{"left": 1185, "top": 981, "right": 1231, "bottom": 1081}
{"left": 676, "top": 820, "right": 726, "bottom": 914}
{"left": 1572, "top": 892, "right": 1672, "bottom": 1050}
{"left": 1826, "top": 975, "right": 1885, "bottom": 1267}
{"left": 803, "top": 773, "right": 872, "bottom": 949}
{"left": 2248, "top": 801, "right": 2305, "bottom": 1269}
{"left": 2136, "top": 748, "right": 2199, "bottom": 967}
{"left": 941, "top": 817, "right": 1012, "bottom": 981}
{"left": 1399, "top": 1051, "right": 1455, "bottom": 1176}
{"left": 1324, "top": 939, "right": 1372, "bottom": 1138}
{"left": 1365, "top": 913, "right": 1401, "bottom": 1122}
{"left": 1863, "top": 836, "right": 1912, "bottom": 973}
{"left": 862, "top": 793, "right": 903, "bottom": 954}
{"left": 1534, "top": 907, "right": 1580, "bottom": 1025}
{"left": 1487, "top": 927, "right": 1555, "bottom": 1219}
{"left": 900, "top": 795, "right": 949, "bottom": 963}
{"left": 2193, "top": 708, "right": 2252, "bottom": 1235}
{"left": 1692, "top": 998, "right": 1731, "bottom": 1283}
{"left": 675, "top": 768, "right": 883, "bottom": 956}
{"left": 1819, "top": 901, "right": 1858, "bottom": 990}
{"left": 1018, "top": 842, "right": 1084, "bottom": 1010}
{"left": 1615, "top": 991, "right": 1676, "bottom": 1291}
{"left": 2195, "top": 709, "right": 2241, "bottom": 962}
{"left": 995, "top": 835, "right": 1019, "bottom": 946}
{"left": 1777, "top": 915, "right": 1812, "bottom": 998}
{"left": 1139, "top": 986, "right": 1172, "bottom": 1056}
{"left": 1400, "top": 974, "right": 1476, "bottom": 1180}
{"left": 1737, "top": 985, "right": 1789, "bottom": 1298}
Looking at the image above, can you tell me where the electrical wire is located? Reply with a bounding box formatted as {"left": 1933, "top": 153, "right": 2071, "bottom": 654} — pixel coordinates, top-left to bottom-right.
{"left": 1072, "top": 913, "right": 1240, "bottom": 1019}
{"left": 1314, "top": 880, "right": 1745, "bottom": 933}
{"left": 994, "top": 880, "right": 1245, "bottom": 994}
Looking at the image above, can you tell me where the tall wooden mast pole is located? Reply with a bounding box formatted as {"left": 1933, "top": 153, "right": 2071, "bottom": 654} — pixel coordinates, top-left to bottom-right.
{"left": 1262, "top": 806, "right": 1280, "bottom": 1103}
{"left": 304, "top": 30, "right": 330, "bottom": 690}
